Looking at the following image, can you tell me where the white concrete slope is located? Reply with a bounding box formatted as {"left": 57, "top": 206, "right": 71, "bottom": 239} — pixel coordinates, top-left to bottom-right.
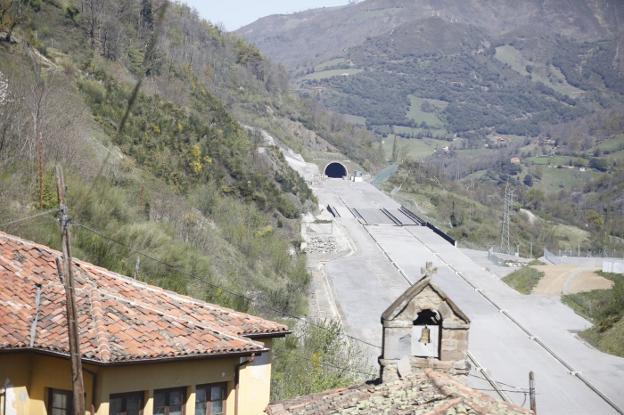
{"left": 313, "top": 179, "right": 624, "bottom": 415}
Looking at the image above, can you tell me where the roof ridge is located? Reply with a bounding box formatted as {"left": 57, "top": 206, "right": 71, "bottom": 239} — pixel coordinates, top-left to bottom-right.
{"left": 93, "top": 289, "right": 266, "bottom": 349}
{"left": 80, "top": 261, "right": 268, "bottom": 324}
{"left": 34, "top": 276, "right": 266, "bottom": 351}
{"left": 0, "top": 231, "right": 286, "bottom": 333}
{"left": 88, "top": 288, "right": 112, "bottom": 362}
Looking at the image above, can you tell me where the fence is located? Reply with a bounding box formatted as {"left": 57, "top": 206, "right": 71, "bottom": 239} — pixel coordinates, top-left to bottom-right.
{"left": 544, "top": 248, "right": 623, "bottom": 273}
{"left": 603, "top": 261, "right": 624, "bottom": 274}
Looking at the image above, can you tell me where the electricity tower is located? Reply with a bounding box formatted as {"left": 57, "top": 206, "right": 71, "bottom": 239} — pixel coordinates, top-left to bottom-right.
{"left": 500, "top": 182, "right": 514, "bottom": 254}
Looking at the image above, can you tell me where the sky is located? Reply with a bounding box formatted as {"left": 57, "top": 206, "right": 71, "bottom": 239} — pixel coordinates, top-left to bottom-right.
{"left": 181, "top": 0, "right": 352, "bottom": 31}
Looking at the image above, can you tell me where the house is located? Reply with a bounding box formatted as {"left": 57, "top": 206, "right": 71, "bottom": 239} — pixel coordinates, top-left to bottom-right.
{"left": 0, "top": 231, "right": 289, "bottom": 415}
{"left": 265, "top": 277, "right": 531, "bottom": 415}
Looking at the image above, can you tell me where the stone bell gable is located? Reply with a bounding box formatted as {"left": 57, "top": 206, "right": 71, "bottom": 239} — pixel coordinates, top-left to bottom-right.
{"left": 379, "top": 276, "right": 470, "bottom": 381}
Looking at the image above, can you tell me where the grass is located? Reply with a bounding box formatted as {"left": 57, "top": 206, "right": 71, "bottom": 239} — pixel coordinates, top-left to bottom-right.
{"left": 315, "top": 58, "right": 350, "bottom": 71}
{"left": 381, "top": 136, "right": 449, "bottom": 161}
{"left": 393, "top": 125, "right": 450, "bottom": 138}
{"left": 406, "top": 96, "right": 446, "bottom": 128}
{"left": 342, "top": 114, "right": 367, "bottom": 125}
{"left": 551, "top": 224, "right": 590, "bottom": 251}
{"left": 525, "top": 155, "right": 587, "bottom": 167}
{"left": 503, "top": 266, "right": 545, "bottom": 294}
{"left": 562, "top": 272, "right": 624, "bottom": 357}
{"left": 593, "top": 134, "right": 624, "bottom": 153}
{"left": 535, "top": 167, "right": 596, "bottom": 193}
{"left": 298, "top": 68, "right": 362, "bottom": 81}
{"left": 494, "top": 45, "right": 583, "bottom": 98}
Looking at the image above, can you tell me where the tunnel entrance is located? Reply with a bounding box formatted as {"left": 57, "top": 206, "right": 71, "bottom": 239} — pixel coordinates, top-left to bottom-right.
{"left": 324, "top": 162, "right": 348, "bottom": 178}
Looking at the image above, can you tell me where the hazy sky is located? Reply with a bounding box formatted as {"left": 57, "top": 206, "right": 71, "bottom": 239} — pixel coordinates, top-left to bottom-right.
{"left": 182, "top": 0, "right": 351, "bottom": 31}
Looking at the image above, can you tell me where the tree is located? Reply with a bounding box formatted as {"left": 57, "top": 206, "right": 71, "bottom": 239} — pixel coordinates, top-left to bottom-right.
{"left": 590, "top": 157, "right": 609, "bottom": 172}
{"left": 523, "top": 174, "right": 533, "bottom": 187}
{"left": 391, "top": 135, "right": 399, "bottom": 162}
{"left": 140, "top": 0, "right": 153, "bottom": 32}
{"left": 0, "top": 0, "right": 27, "bottom": 41}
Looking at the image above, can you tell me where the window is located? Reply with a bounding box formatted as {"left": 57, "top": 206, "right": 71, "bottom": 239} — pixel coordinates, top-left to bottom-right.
{"left": 110, "top": 392, "right": 144, "bottom": 415}
{"left": 48, "top": 389, "right": 73, "bottom": 415}
{"left": 195, "top": 384, "right": 226, "bottom": 415}
{"left": 154, "top": 388, "right": 186, "bottom": 415}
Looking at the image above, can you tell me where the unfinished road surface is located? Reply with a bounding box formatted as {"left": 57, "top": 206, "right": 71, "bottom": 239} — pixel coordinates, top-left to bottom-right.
{"left": 312, "top": 178, "right": 624, "bottom": 415}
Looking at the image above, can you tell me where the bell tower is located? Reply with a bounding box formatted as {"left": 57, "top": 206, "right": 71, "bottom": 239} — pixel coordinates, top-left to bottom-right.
{"left": 378, "top": 276, "right": 470, "bottom": 382}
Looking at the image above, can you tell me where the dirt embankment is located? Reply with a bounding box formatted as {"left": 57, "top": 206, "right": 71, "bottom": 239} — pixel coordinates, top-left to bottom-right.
{"left": 533, "top": 264, "right": 613, "bottom": 295}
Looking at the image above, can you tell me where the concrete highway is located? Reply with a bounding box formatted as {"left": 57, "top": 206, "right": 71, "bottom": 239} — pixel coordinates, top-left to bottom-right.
{"left": 311, "top": 178, "right": 624, "bottom": 415}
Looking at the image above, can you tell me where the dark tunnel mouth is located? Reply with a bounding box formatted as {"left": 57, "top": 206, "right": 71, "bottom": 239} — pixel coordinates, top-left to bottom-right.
{"left": 324, "top": 162, "right": 348, "bottom": 178}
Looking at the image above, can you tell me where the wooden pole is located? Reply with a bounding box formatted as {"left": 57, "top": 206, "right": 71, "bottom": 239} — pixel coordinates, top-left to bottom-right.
{"left": 55, "top": 165, "right": 85, "bottom": 415}
{"left": 529, "top": 371, "right": 536, "bottom": 414}
{"left": 37, "top": 132, "right": 44, "bottom": 209}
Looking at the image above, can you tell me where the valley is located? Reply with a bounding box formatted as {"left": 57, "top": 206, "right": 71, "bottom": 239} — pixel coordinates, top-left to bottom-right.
{"left": 302, "top": 176, "right": 624, "bottom": 414}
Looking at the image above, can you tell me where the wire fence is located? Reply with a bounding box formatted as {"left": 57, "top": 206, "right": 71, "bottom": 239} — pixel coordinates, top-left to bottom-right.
{"left": 544, "top": 248, "right": 624, "bottom": 271}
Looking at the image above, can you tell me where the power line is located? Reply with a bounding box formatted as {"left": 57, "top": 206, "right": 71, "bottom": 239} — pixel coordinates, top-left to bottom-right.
{"left": 467, "top": 373, "right": 528, "bottom": 392}
{"left": 73, "top": 222, "right": 382, "bottom": 351}
{"left": 471, "top": 387, "right": 530, "bottom": 395}
{"left": 0, "top": 209, "right": 57, "bottom": 228}
{"left": 287, "top": 351, "right": 377, "bottom": 378}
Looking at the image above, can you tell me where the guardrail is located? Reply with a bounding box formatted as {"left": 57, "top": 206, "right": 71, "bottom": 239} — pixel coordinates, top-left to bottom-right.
{"left": 398, "top": 206, "right": 426, "bottom": 225}
{"left": 399, "top": 206, "right": 456, "bottom": 246}
{"left": 425, "top": 222, "right": 457, "bottom": 247}
{"left": 380, "top": 208, "right": 402, "bottom": 226}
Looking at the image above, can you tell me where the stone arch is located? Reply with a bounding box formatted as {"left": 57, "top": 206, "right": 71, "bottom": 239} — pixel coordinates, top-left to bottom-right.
{"left": 324, "top": 161, "right": 348, "bottom": 178}
{"left": 412, "top": 309, "right": 442, "bottom": 358}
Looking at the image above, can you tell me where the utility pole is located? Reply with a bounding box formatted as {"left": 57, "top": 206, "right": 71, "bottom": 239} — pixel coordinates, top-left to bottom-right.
{"left": 500, "top": 181, "right": 514, "bottom": 254}
{"left": 529, "top": 371, "right": 536, "bottom": 414}
{"left": 37, "top": 131, "right": 44, "bottom": 209}
{"left": 55, "top": 165, "right": 85, "bottom": 415}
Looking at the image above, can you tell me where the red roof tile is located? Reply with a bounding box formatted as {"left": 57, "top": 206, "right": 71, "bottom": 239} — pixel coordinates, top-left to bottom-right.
{"left": 266, "top": 369, "right": 532, "bottom": 415}
{"left": 0, "top": 231, "right": 289, "bottom": 364}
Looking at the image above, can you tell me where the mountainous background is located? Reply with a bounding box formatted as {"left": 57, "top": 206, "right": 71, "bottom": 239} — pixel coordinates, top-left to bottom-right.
{"left": 239, "top": 0, "right": 624, "bottom": 256}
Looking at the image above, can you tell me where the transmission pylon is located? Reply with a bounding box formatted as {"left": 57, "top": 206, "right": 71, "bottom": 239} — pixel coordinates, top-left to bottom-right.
{"left": 500, "top": 181, "right": 514, "bottom": 254}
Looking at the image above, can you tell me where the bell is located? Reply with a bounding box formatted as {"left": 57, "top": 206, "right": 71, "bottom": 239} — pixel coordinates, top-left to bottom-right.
{"left": 419, "top": 325, "right": 431, "bottom": 345}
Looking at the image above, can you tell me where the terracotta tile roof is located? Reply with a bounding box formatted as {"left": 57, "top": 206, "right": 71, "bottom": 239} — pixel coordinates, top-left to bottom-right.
{"left": 0, "top": 231, "right": 289, "bottom": 364}
{"left": 266, "top": 369, "right": 532, "bottom": 415}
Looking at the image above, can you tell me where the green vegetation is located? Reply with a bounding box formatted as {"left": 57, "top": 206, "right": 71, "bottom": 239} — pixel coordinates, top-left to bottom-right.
{"left": 385, "top": 158, "right": 624, "bottom": 256}
{"left": 406, "top": 96, "right": 446, "bottom": 129}
{"left": 494, "top": 45, "right": 583, "bottom": 98}
{"left": 271, "top": 320, "right": 372, "bottom": 400}
{"left": 299, "top": 68, "right": 362, "bottom": 81}
{"left": 535, "top": 168, "right": 596, "bottom": 193}
{"left": 503, "top": 266, "right": 545, "bottom": 294}
{"left": 563, "top": 272, "right": 624, "bottom": 357}
{"left": 0, "top": 0, "right": 378, "bottom": 399}
{"left": 381, "top": 136, "right": 448, "bottom": 162}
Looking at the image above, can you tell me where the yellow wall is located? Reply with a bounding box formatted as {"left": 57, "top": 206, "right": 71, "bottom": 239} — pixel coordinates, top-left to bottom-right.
{"left": 0, "top": 345, "right": 274, "bottom": 415}
{"left": 237, "top": 339, "right": 272, "bottom": 415}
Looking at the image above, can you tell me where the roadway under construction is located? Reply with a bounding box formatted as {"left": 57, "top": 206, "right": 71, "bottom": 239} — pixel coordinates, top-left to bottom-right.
{"left": 312, "top": 178, "right": 624, "bottom": 415}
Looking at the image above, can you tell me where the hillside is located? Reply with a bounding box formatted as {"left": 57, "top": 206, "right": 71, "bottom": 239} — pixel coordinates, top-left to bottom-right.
{"left": 0, "top": 0, "right": 374, "bottom": 398}
{"left": 239, "top": 0, "right": 624, "bottom": 255}
{"left": 239, "top": 0, "right": 624, "bottom": 73}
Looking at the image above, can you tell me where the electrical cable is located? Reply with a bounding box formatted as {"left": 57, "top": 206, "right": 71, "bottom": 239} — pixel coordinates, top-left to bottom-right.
{"left": 74, "top": 222, "right": 383, "bottom": 351}
{"left": 0, "top": 209, "right": 57, "bottom": 228}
